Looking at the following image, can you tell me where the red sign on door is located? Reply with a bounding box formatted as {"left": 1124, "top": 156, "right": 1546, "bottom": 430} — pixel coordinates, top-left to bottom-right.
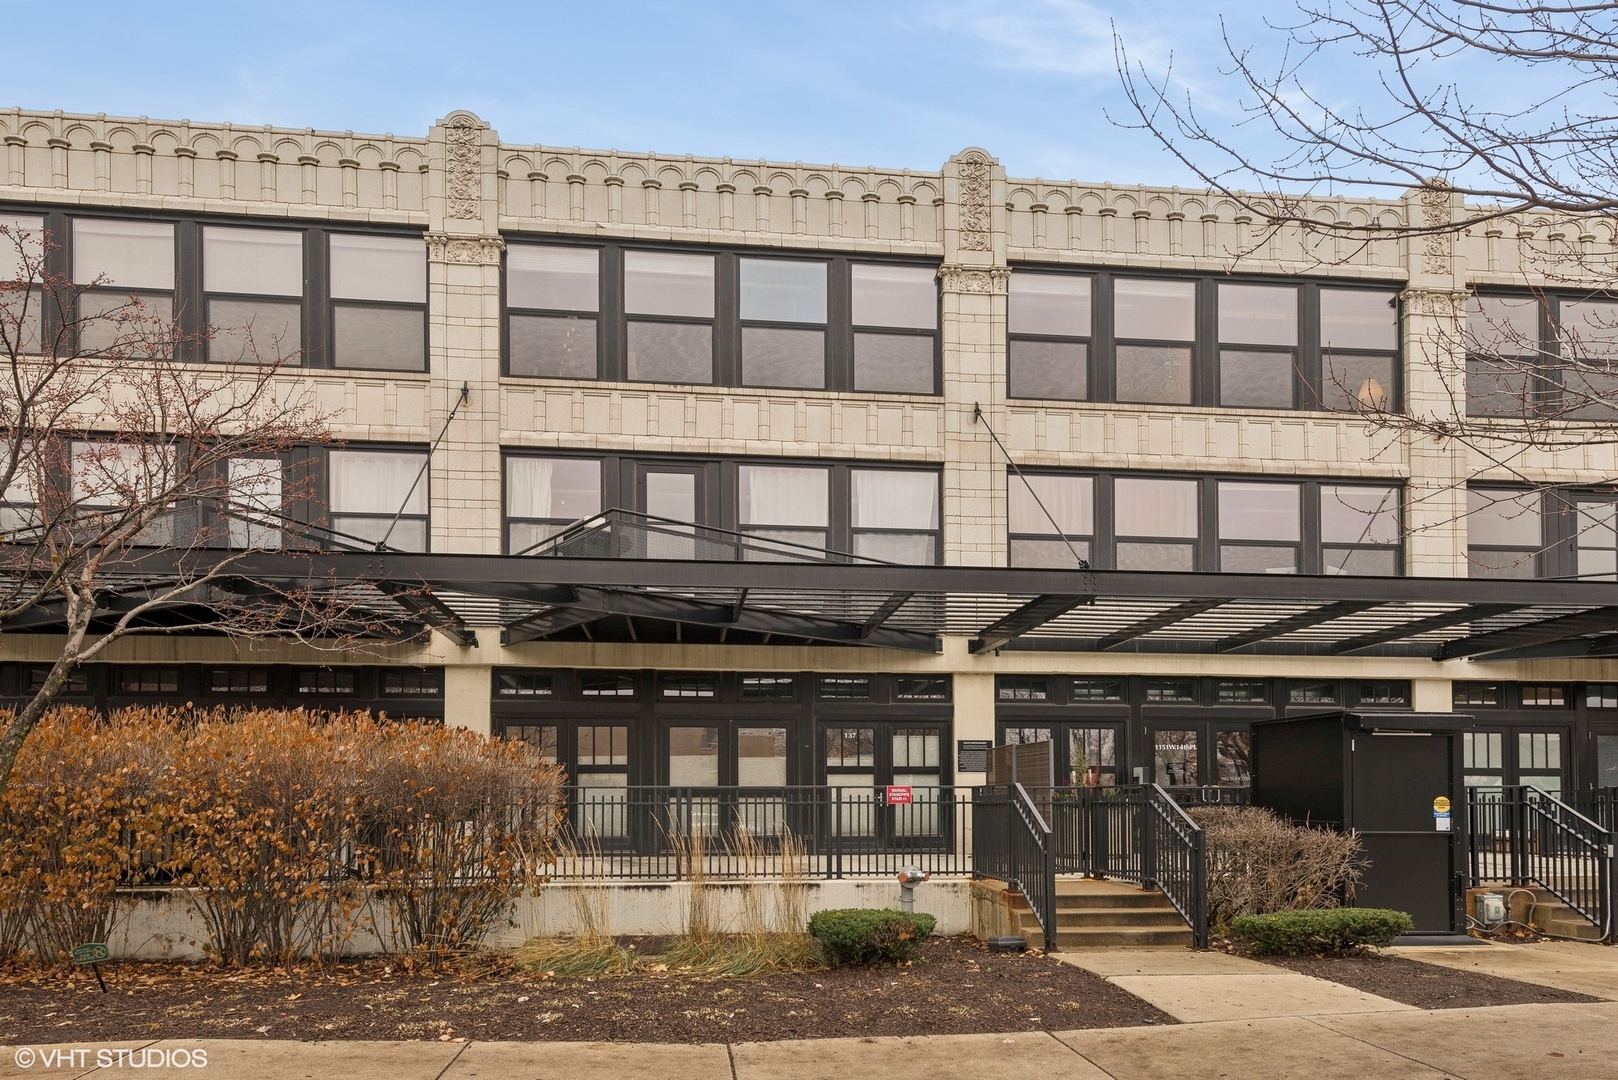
{"left": 886, "top": 785, "right": 913, "bottom": 805}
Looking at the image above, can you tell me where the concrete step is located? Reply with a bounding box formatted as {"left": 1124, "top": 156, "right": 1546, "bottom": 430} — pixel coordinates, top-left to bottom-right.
{"left": 1055, "top": 890, "right": 1176, "bottom": 910}
{"left": 1052, "top": 926, "right": 1195, "bottom": 947}
{"left": 1045, "top": 907, "right": 1193, "bottom": 928}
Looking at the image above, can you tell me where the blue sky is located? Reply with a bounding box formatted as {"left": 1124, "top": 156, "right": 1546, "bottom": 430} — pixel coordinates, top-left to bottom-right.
{"left": 0, "top": 1, "right": 1563, "bottom": 188}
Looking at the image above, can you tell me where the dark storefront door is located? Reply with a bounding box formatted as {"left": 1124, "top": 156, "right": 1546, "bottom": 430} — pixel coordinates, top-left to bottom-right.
{"left": 1147, "top": 723, "right": 1253, "bottom": 792}
{"left": 820, "top": 722, "right": 947, "bottom": 845}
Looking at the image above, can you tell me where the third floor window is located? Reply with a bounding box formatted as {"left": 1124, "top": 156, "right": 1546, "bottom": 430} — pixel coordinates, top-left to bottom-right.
{"left": 1007, "top": 269, "right": 1400, "bottom": 413}
{"left": 504, "top": 242, "right": 939, "bottom": 394}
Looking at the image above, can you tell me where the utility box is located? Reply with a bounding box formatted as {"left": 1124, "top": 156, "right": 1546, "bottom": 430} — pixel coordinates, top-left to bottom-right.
{"left": 1250, "top": 711, "right": 1469, "bottom": 935}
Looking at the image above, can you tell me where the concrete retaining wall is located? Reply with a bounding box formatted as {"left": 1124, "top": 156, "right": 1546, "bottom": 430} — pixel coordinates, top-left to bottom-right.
{"left": 79, "top": 879, "right": 975, "bottom": 962}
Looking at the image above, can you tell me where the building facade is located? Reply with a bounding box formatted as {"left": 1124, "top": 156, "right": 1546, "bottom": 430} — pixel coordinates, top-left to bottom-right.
{"left": 5, "top": 107, "right": 1618, "bottom": 801}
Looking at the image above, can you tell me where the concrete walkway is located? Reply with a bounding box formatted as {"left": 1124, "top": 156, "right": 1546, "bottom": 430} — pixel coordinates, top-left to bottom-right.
{"left": 1051, "top": 946, "right": 1417, "bottom": 1022}
{"left": 1390, "top": 939, "right": 1618, "bottom": 999}
{"left": 5, "top": 943, "right": 1617, "bottom": 1079}
{"left": 7, "top": 1009, "right": 1618, "bottom": 1080}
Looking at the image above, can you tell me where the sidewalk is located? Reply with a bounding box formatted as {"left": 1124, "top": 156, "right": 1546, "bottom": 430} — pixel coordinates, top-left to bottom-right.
{"left": 5, "top": 944, "right": 1616, "bottom": 1080}
{"left": 1388, "top": 939, "right": 1618, "bottom": 999}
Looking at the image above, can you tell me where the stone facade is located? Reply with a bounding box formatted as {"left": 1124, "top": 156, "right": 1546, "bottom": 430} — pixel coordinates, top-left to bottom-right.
{"left": 5, "top": 106, "right": 1618, "bottom": 763}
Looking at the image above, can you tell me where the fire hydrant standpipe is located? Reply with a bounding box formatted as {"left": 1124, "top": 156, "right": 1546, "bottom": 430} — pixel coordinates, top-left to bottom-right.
{"left": 896, "top": 866, "right": 929, "bottom": 912}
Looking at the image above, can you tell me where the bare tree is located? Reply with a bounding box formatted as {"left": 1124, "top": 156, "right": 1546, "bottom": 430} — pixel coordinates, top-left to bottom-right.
{"left": 0, "top": 219, "right": 394, "bottom": 794}
{"left": 1117, "top": 1, "right": 1618, "bottom": 573}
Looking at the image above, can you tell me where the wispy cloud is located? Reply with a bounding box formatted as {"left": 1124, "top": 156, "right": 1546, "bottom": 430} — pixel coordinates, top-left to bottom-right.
{"left": 926, "top": 0, "right": 1169, "bottom": 83}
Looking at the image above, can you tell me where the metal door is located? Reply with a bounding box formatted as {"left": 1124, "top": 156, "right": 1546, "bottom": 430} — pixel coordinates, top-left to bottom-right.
{"left": 1349, "top": 732, "right": 1459, "bottom": 932}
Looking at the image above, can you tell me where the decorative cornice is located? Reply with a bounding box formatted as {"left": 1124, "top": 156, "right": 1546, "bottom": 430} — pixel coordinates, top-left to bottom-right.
{"left": 938, "top": 264, "right": 1009, "bottom": 294}
{"left": 426, "top": 232, "right": 504, "bottom": 265}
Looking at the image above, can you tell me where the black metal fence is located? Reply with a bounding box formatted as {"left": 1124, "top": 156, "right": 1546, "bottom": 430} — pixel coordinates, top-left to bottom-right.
{"left": 1466, "top": 785, "right": 1615, "bottom": 941}
{"left": 543, "top": 785, "right": 975, "bottom": 881}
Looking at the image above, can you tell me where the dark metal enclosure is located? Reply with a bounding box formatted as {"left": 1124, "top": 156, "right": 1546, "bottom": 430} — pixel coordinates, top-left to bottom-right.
{"left": 1250, "top": 710, "right": 1470, "bottom": 934}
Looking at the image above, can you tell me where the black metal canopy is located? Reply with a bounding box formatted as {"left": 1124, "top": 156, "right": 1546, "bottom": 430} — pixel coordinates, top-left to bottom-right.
{"left": 11, "top": 511, "right": 1618, "bottom": 661}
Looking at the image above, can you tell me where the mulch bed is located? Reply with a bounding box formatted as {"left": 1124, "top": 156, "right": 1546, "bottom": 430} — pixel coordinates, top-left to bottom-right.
{"left": 0, "top": 936, "right": 1174, "bottom": 1044}
{"left": 1262, "top": 953, "right": 1604, "bottom": 1009}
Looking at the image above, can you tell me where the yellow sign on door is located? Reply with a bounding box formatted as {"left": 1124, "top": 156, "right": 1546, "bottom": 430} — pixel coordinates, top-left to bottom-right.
{"left": 1433, "top": 796, "right": 1452, "bottom": 814}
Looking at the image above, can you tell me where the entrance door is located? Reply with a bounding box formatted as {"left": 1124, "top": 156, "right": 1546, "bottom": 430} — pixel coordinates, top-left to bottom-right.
{"left": 663, "top": 721, "right": 791, "bottom": 838}
{"left": 820, "top": 722, "right": 947, "bottom": 845}
{"left": 637, "top": 466, "right": 704, "bottom": 557}
{"left": 1147, "top": 723, "right": 1252, "bottom": 793}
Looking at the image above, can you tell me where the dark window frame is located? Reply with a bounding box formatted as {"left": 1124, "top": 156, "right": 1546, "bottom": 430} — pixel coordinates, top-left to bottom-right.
{"left": 1007, "top": 467, "right": 1405, "bottom": 575}
{"left": 1005, "top": 264, "right": 1402, "bottom": 414}
{"left": 499, "top": 236, "right": 940, "bottom": 395}
{"left": 0, "top": 204, "right": 427, "bottom": 372}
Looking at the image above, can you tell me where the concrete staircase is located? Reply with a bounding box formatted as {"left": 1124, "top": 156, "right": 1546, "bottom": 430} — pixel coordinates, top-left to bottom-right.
{"left": 1524, "top": 888, "right": 1604, "bottom": 941}
{"left": 1468, "top": 884, "right": 1604, "bottom": 941}
{"left": 1010, "top": 879, "right": 1195, "bottom": 948}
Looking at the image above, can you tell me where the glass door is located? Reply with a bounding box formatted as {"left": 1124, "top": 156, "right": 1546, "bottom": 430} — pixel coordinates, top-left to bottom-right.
{"left": 663, "top": 721, "right": 793, "bottom": 840}
{"left": 1149, "top": 727, "right": 1201, "bottom": 788}
{"left": 820, "top": 722, "right": 947, "bottom": 846}
{"left": 637, "top": 466, "right": 703, "bottom": 558}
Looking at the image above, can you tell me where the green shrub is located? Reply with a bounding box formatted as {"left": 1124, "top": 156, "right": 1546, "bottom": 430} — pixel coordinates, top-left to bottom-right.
{"left": 807, "top": 908, "right": 936, "bottom": 964}
{"left": 1231, "top": 908, "right": 1414, "bottom": 955}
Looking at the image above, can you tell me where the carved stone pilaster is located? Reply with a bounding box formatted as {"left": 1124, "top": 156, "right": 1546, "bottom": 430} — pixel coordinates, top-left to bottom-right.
{"left": 1401, "top": 287, "right": 1470, "bottom": 319}
{"left": 444, "top": 114, "right": 482, "bottom": 221}
{"left": 956, "top": 150, "right": 994, "bottom": 252}
{"left": 1419, "top": 181, "right": 1454, "bottom": 275}
{"left": 937, "top": 265, "right": 1010, "bottom": 294}
{"left": 425, "top": 233, "right": 505, "bottom": 265}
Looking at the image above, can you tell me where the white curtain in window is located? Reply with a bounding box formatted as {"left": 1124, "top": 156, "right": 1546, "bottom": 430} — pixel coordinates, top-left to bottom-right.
{"left": 1321, "top": 485, "right": 1401, "bottom": 545}
{"left": 329, "top": 450, "right": 426, "bottom": 515}
{"left": 71, "top": 219, "right": 174, "bottom": 289}
{"left": 508, "top": 457, "right": 555, "bottom": 520}
{"left": 851, "top": 470, "right": 938, "bottom": 530}
{"left": 71, "top": 442, "right": 176, "bottom": 507}
{"left": 739, "top": 465, "right": 829, "bottom": 527}
{"left": 1009, "top": 475, "right": 1092, "bottom": 535}
{"left": 1115, "top": 478, "right": 1198, "bottom": 538}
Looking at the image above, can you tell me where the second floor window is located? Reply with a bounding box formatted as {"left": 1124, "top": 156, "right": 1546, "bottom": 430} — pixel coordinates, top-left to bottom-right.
{"left": 1010, "top": 469, "right": 1403, "bottom": 575}
{"left": 503, "top": 452, "right": 941, "bottom": 562}
{"left": 73, "top": 218, "right": 174, "bottom": 355}
{"left": 203, "top": 226, "right": 302, "bottom": 363}
{"left": 328, "top": 448, "right": 428, "bottom": 551}
{"left": 328, "top": 234, "right": 426, "bottom": 371}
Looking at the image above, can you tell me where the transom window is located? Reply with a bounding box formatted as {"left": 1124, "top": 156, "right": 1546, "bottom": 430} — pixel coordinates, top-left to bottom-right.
{"left": 502, "top": 243, "right": 938, "bottom": 394}
{"left": 1007, "top": 269, "right": 1398, "bottom": 413}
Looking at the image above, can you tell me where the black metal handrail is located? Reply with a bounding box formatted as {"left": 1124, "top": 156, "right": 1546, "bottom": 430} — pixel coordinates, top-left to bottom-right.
{"left": 1467, "top": 784, "right": 1615, "bottom": 942}
{"left": 971, "top": 783, "right": 1058, "bottom": 950}
{"left": 1146, "top": 783, "right": 1209, "bottom": 949}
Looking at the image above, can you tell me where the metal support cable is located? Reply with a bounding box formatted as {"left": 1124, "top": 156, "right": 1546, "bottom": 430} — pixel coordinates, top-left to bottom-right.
{"left": 376, "top": 382, "right": 470, "bottom": 551}
{"left": 973, "top": 402, "right": 1089, "bottom": 569}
